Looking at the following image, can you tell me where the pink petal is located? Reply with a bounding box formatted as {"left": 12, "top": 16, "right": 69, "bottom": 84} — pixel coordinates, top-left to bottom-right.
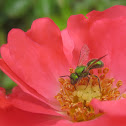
{"left": 0, "top": 59, "right": 60, "bottom": 110}
{"left": 1, "top": 108, "right": 126, "bottom": 126}
{"left": 0, "top": 87, "right": 10, "bottom": 109}
{"left": 67, "top": 5, "right": 126, "bottom": 66}
{"left": 1, "top": 27, "right": 69, "bottom": 105}
{"left": 0, "top": 86, "right": 63, "bottom": 126}
{"left": 61, "top": 29, "right": 74, "bottom": 66}
{"left": 0, "top": 107, "right": 62, "bottom": 126}
{"left": 88, "top": 17, "right": 126, "bottom": 86}
{"left": 0, "top": 58, "right": 38, "bottom": 96}
{"left": 91, "top": 99, "right": 126, "bottom": 116}
{"left": 54, "top": 115, "right": 126, "bottom": 126}
{"left": 67, "top": 14, "right": 89, "bottom": 65}
{"left": 67, "top": 14, "right": 126, "bottom": 86}
{"left": 9, "top": 86, "right": 62, "bottom": 116}
{"left": 87, "top": 5, "right": 126, "bottom": 21}
{"left": 26, "top": 18, "right": 62, "bottom": 50}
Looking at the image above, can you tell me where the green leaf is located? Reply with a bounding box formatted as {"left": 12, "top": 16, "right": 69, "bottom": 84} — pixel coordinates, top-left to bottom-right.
{"left": 4, "top": 0, "right": 33, "bottom": 18}
{"left": 0, "top": 30, "right": 6, "bottom": 47}
{"left": 33, "top": 0, "right": 56, "bottom": 18}
{"left": 2, "top": 75, "right": 17, "bottom": 90}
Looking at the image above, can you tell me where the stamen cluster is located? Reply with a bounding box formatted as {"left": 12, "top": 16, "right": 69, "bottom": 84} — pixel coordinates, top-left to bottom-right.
{"left": 55, "top": 68, "right": 124, "bottom": 122}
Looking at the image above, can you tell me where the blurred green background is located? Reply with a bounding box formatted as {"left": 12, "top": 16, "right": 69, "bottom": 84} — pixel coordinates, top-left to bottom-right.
{"left": 0, "top": 0, "right": 126, "bottom": 92}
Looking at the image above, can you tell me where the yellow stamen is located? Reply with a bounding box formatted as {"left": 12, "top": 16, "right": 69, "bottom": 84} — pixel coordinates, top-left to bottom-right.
{"left": 116, "top": 80, "right": 123, "bottom": 88}
{"left": 103, "top": 67, "right": 109, "bottom": 74}
{"left": 69, "top": 68, "right": 74, "bottom": 73}
{"left": 55, "top": 67, "right": 124, "bottom": 122}
{"left": 98, "top": 68, "right": 102, "bottom": 74}
{"left": 122, "top": 94, "right": 126, "bottom": 98}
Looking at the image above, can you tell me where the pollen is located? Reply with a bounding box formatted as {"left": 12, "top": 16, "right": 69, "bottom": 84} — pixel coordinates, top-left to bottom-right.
{"left": 55, "top": 67, "right": 124, "bottom": 122}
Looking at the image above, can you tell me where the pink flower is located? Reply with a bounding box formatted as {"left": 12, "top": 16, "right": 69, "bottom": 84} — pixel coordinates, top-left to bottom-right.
{"left": 0, "top": 5, "right": 126, "bottom": 126}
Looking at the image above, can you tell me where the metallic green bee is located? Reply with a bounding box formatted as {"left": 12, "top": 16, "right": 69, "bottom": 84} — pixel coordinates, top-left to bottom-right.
{"left": 61, "top": 45, "right": 107, "bottom": 89}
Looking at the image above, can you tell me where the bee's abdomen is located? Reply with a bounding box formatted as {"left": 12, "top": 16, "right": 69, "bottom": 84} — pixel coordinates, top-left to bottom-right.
{"left": 87, "top": 59, "right": 104, "bottom": 70}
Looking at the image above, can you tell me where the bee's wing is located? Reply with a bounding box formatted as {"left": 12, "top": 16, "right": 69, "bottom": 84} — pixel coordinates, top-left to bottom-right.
{"left": 78, "top": 44, "right": 90, "bottom": 66}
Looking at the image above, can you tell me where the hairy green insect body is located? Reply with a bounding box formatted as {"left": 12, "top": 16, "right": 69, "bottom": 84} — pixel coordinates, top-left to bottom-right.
{"left": 70, "top": 59, "right": 104, "bottom": 85}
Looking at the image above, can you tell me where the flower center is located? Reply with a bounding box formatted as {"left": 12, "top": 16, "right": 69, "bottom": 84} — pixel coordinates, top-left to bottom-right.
{"left": 55, "top": 67, "right": 124, "bottom": 122}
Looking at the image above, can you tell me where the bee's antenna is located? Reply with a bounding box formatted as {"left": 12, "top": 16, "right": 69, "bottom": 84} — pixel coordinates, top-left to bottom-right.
{"left": 97, "top": 54, "right": 108, "bottom": 61}
{"left": 60, "top": 75, "right": 70, "bottom": 78}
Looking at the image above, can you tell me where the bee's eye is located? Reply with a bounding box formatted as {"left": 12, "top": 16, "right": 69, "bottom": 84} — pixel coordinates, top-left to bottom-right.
{"left": 70, "top": 73, "right": 79, "bottom": 85}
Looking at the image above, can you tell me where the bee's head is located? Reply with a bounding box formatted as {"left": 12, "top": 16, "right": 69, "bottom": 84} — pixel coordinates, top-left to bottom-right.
{"left": 70, "top": 73, "right": 79, "bottom": 85}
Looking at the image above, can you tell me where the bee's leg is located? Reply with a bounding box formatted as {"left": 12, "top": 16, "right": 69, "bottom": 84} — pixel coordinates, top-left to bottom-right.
{"left": 77, "top": 76, "right": 90, "bottom": 90}
{"left": 83, "top": 76, "right": 90, "bottom": 90}
{"left": 87, "top": 76, "right": 90, "bottom": 84}
{"left": 93, "top": 75, "right": 101, "bottom": 93}
{"left": 74, "top": 85, "right": 76, "bottom": 90}
{"left": 89, "top": 73, "right": 101, "bottom": 92}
